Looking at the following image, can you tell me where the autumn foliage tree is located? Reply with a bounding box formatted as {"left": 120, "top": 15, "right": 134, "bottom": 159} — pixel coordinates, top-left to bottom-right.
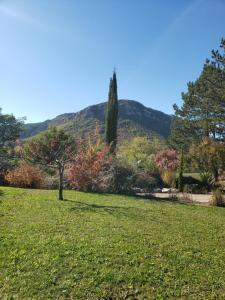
{"left": 67, "top": 143, "right": 111, "bottom": 192}
{"left": 23, "top": 127, "right": 76, "bottom": 200}
{"left": 67, "top": 126, "right": 111, "bottom": 192}
{"left": 189, "top": 138, "right": 225, "bottom": 183}
{"left": 155, "top": 149, "right": 178, "bottom": 186}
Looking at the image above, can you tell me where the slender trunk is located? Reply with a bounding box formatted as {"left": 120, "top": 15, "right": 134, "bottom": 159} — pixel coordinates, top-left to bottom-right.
{"left": 205, "top": 100, "right": 209, "bottom": 138}
{"left": 58, "top": 165, "right": 64, "bottom": 200}
{"left": 213, "top": 167, "right": 219, "bottom": 182}
{"left": 178, "top": 148, "right": 184, "bottom": 192}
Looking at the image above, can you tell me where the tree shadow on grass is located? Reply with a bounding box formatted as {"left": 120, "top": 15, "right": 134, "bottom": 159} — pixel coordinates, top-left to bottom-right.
{"left": 69, "top": 201, "right": 143, "bottom": 219}
{"left": 135, "top": 193, "right": 199, "bottom": 206}
{"left": 63, "top": 192, "right": 190, "bottom": 206}
{"left": 62, "top": 198, "right": 77, "bottom": 203}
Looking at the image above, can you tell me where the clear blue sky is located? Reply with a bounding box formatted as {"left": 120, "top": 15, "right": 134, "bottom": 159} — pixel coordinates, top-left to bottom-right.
{"left": 0, "top": 0, "right": 224, "bottom": 123}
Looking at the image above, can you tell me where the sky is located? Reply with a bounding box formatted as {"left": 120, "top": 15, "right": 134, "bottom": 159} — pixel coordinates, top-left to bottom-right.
{"left": 0, "top": 0, "right": 225, "bottom": 123}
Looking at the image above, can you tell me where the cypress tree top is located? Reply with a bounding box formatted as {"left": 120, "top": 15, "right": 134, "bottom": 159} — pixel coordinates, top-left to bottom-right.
{"left": 105, "top": 71, "right": 118, "bottom": 151}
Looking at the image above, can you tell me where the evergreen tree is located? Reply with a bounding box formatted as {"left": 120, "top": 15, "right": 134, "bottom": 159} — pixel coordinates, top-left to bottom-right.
{"left": 211, "top": 38, "right": 225, "bottom": 68}
{"left": 105, "top": 71, "right": 118, "bottom": 151}
{"left": 171, "top": 42, "right": 225, "bottom": 148}
{"left": 0, "top": 109, "right": 24, "bottom": 175}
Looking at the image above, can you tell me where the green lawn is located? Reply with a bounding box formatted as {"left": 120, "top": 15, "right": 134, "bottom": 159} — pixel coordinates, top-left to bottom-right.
{"left": 0, "top": 187, "right": 225, "bottom": 299}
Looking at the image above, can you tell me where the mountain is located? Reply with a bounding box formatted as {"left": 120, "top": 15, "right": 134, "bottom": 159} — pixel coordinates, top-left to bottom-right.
{"left": 21, "top": 100, "right": 172, "bottom": 141}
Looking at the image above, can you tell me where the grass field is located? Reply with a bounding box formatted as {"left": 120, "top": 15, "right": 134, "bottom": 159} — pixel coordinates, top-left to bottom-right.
{"left": 0, "top": 187, "right": 225, "bottom": 299}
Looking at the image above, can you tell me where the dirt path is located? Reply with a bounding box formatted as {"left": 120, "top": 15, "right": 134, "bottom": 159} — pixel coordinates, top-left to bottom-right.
{"left": 152, "top": 193, "right": 211, "bottom": 205}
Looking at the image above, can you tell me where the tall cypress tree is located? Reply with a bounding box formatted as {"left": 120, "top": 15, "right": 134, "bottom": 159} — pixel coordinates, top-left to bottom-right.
{"left": 105, "top": 71, "right": 118, "bottom": 151}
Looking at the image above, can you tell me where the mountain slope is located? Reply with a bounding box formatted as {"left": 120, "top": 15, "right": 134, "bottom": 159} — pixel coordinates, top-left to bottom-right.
{"left": 21, "top": 100, "right": 172, "bottom": 140}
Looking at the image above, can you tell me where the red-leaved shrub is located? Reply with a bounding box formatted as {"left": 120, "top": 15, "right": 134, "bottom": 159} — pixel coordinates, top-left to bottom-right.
{"left": 67, "top": 139, "right": 111, "bottom": 192}
{"left": 5, "top": 161, "right": 44, "bottom": 188}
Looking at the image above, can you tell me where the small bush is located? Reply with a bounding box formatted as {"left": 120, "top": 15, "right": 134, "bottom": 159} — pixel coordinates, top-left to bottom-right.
{"left": 174, "top": 176, "right": 201, "bottom": 187}
{"left": 5, "top": 161, "right": 44, "bottom": 188}
{"left": 210, "top": 189, "right": 225, "bottom": 207}
{"left": 174, "top": 176, "right": 209, "bottom": 194}
{"left": 98, "top": 161, "right": 160, "bottom": 195}
{"left": 161, "top": 170, "right": 175, "bottom": 187}
{"left": 133, "top": 172, "right": 159, "bottom": 192}
{"left": 97, "top": 160, "right": 135, "bottom": 194}
{"left": 183, "top": 184, "right": 208, "bottom": 194}
{"left": 200, "top": 173, "right": 214, "bottom": 192}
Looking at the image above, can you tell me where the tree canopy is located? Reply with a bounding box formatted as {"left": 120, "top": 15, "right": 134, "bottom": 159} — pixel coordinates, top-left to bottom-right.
{"left": 23, "top": 127, "right": 76, "bottom": 200}
{"left": 171, "top": 39, "right": 225, "bottom": 148}
{"left": 0, "top": 109, "right": 24, "bottom": 174}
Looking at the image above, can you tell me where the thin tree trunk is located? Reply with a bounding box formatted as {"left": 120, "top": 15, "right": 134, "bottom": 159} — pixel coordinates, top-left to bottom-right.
{"left": 205, "top": 100, "right": 209, "bottom": 138}
{"left": 213, "top": 167, "right": 219, "bottom": 182}
{"left": 178, "top": 148, "right": 184, "bottom": 192}
{"left": 58, "top": 165, "right": 64, "bottom": 200}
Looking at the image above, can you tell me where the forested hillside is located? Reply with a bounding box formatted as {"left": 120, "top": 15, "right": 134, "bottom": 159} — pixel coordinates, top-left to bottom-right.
{"left": 21, "top": 100, "right": 171, "bottom": 140}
